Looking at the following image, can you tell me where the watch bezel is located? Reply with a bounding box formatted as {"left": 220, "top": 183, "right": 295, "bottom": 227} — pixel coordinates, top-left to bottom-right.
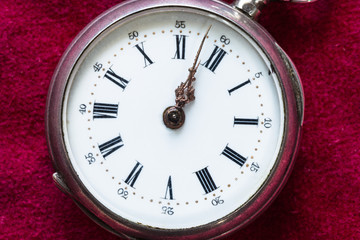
{"left": 46, "top": 0, "right": 303, "bottom": 239}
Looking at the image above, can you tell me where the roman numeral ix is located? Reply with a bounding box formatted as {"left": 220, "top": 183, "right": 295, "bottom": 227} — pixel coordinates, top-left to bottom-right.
{"left": 104, "top": 67, "right": 130, "bottom": 90}
{"left": 93, "top": 102, "right": 118, "bottom": 119}
{"left": 195, "top": 167, "right": 218, "bottom": 194}
{"left": 98, "top": 135, "right": 124, "bottom": 158}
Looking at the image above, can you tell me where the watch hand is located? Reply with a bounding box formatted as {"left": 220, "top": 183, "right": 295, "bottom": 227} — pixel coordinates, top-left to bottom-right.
{"left": 163, "top": 25, "right": 211, "bottom": 129}
{"left": 175, "top": 25, "right": 211, "bottom": 108}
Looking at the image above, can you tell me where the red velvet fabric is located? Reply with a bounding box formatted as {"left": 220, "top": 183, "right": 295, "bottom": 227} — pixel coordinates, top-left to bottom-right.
{"left": 1, "top": 0, "right": 359, "bottom": 239}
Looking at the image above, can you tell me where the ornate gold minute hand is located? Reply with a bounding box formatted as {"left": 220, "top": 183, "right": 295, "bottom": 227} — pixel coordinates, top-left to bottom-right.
{"left": 175, "top": 25, "right": 212, "bottom": 108}
{"left": 163, "top": 25, "right": 211, "bottom": 130}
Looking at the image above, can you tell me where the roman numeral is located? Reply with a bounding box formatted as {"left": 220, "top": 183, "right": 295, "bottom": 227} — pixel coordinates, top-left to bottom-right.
{"left": 221, "top": 145, "right": 247, "bottom": 167}
{"left": 124, "top": 162, "right": 143, "bottom": 188}
{"left": 93, "top": 102, "right": 118, "bottom": 119}
{"left": 202, "top": 45, "right": 227, "bottom": 73}
{"left": 164, "top": 176, "right": 174, "bottom": 200}
{"left": 135, "top": 42, "right": 154, "bottom": 68}
{"left": 234, "top": 117, "right": 259, "bottom": 126}
{"left": 104, "top": 67, "right": 129, "bottom": 90}
{"left": 98, "top": 135, "right": 124, "bottom": 158}
{"left": 268, "top": 64, "right": 276, "bottom": 75}
{"left": 228, "top": 79, "right": 251, "bottom": 95}
{"left": 195, "top": 167, "right": 218, "bottom": 194}
{"left": 173, "top": 35, "right": 187, "bottom": 60}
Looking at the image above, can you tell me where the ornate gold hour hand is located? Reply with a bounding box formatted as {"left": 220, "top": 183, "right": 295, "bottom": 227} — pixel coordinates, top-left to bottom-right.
{"left": 163, "top": 26, "right": 211, "bottom": 129}
{"left": 175, "top": 25, "right": 212, "bottom": 108}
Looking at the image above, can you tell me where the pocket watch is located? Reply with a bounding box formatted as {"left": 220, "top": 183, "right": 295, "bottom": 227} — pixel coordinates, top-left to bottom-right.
{"left": 46, "top": 0, "right": 317, "bottom": 239}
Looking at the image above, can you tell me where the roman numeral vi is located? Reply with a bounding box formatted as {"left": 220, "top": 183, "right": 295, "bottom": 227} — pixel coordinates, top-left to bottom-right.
{"left": 164, "top": 176, "right": 174, "bottom": 200}
{"left": 104, "top": 67, "right": 129, "bottom": 90}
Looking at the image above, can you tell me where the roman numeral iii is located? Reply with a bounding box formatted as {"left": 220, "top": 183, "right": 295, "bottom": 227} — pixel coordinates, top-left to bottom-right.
{"left": 98, "top": 135, "right": 124, "bottom": 158}
{"left": 93, "top": 102, "right": 118, "bottom": 119}
{"left": 202, "top": 45, "right": 227, "bottom": 73}
{"left": 135, "top": 42, "right": 154, "bottom": 68}
{"left": 104, "top": 67, "right": 129, "bottom": 90}
{"left": 195, "top": 167, "right": 218, "bottom": 194}
{"left": 221, "top": 145, "right": 247, "bottom": 167}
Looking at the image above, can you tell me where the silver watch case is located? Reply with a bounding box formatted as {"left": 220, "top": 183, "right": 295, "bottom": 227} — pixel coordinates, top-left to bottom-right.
{"left": 46, "top": 0, "right": 304, "bottom": 239}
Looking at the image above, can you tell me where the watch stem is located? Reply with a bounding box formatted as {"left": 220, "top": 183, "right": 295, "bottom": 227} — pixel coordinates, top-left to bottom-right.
{"left": 163, "top": 106, "right": 185, "bottom": 129}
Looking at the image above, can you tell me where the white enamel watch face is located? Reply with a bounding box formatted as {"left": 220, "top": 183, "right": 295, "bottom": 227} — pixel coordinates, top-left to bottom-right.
{"left": 47, "top": 1, "right": 304, "bottom": 238}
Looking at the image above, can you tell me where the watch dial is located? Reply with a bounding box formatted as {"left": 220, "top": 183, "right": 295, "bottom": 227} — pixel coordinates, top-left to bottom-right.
{"left": 62, "top": 9, "right": 284, "bottom": 229}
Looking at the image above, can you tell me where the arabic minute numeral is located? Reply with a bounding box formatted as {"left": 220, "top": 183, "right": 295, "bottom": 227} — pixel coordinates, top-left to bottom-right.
{"left": 93, "top": 62, "right": 103, "bottom": 72}
{"left": 264, "top": 118, "right": 272, "bottom": 129}
{"left": 211, "top": 196, "right": 224, "bottom": 206}
{"left": 85, "top": 153, "right": 96, "bottom": 165}
{"left": 175, "top": 20, "right": 186, "bottom": 29}
{"left": 250, "top": 162, "right": 260, "bottom": 172}
{"left": 128, "top": 31, "right": 139, "bottom": 40}
{"left": 117, "top": 188, "right": 129, "bottom": 199}
{"left": 220, "top": 35, "right": 230, "bottom": 45}
{"left": 162, "top": 206, "right": 175, "bottom": 215}
{"left": 79, "top": 104, "right": 87, "bottom": 115}
{"left": 255, "top": 72, "right": 263, "bottom": 78}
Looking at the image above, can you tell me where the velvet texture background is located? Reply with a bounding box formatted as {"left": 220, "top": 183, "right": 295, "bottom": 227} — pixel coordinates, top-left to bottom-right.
{"left": 1, "top": 0, "right": 359, "bottom": 239}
